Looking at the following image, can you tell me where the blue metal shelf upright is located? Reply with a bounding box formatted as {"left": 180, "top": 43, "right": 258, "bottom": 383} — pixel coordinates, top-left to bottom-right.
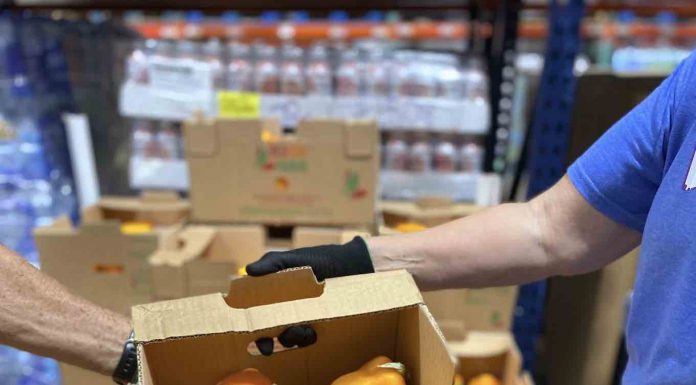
{"left": 513, "top": 0, "right": 586, "bottom": 373}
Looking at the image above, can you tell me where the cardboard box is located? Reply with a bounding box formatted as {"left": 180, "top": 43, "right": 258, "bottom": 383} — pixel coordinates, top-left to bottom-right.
{"left": 185, "top": 116, "right": 379, "bottom": 226}
{"left": 35, "top": 193, "right": 188, "bottom": 385}
{"left": 35, "top": 194, "right": 188, "bottom": 315}
{"left": 380, "top": 198, "right": 486, "bottom": 228}
{"left": 95, "top": 191, "right": 189, "bottom": 226}
{"left": 133, "top": 269, "right": 455, "bottom": 385}
{"left": 423, "top": 286, "right": 518, "bottom": 332}
{"left": 58, "top": 364, "right": 113, "bottom": 385}
{"left": 445, "top": 329, "right": 530, "bottom": 385}
{"left": 379, "top": 201, "right": 518, "bottom": 333}
{"left": 542, "top": 248, "right": 639, "bottom": 385}
{"left": 149, "top": 224, "right": 370, "bottom": 301}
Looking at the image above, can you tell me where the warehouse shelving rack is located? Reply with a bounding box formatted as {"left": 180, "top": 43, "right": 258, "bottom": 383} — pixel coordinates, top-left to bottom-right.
{"left": 3, "top": 0, "right": 694, "bottom": 378}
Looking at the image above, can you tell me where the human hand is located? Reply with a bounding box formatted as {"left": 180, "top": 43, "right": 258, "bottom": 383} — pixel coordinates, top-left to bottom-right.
{"left": 246, "top": 237, "right": 374, "bottom": 281}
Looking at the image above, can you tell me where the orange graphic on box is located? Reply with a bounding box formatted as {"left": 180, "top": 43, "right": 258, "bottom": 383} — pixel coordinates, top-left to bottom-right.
{"left": 256, "top": 144, "right": 308, "bottom": 172}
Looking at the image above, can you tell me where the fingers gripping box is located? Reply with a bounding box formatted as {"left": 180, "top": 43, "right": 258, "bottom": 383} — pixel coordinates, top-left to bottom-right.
{"left": 132, "top": 269, "right": 455, "bottom": 385}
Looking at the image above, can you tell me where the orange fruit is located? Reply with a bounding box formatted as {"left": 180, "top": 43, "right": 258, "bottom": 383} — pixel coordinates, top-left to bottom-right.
{"left": 216, "top": 368, "right": 273, "bottom": 385}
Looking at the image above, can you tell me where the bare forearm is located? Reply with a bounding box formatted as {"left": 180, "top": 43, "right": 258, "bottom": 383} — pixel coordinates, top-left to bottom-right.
{"left": 367, "top": 177, "right": 641, "bottom": 291}
{"left": 368, "top": 202, "right": 552, "bottom": 290}
{"left": 0, "top": 246, "right": 130, "bottom": 376}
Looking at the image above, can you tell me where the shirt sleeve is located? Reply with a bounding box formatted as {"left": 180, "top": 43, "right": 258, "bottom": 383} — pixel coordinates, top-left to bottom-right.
{"left": 567, "top": 55, "right": 694, "bottom": 232}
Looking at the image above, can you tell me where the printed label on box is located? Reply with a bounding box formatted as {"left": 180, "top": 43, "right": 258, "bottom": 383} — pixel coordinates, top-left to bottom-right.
{"left": 218, "top": 91, "right": 261, "bottom": 118}
{"left": 148, "top": 57, "right": 212, "bottom": 94}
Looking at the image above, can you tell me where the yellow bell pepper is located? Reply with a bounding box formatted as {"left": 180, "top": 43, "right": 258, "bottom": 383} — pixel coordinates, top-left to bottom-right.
{"left": 467, "top": 373, "right": 501, "bottom": 385}
{"left": 453, "top": 374, "right": 465, "bottom": 385}
{"left": 216, "top": 368, "right": 274, "bottom": 385}
{"left": 394, "top": 222, "right": 428, "bottom": 233}
{"left": 331, "top": 356, "right": 407, "bottom": 385}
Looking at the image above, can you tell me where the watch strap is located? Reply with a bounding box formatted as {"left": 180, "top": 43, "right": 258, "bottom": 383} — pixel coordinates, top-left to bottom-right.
{"left": 112, "top": 331, "right": 138, "bottom": 385}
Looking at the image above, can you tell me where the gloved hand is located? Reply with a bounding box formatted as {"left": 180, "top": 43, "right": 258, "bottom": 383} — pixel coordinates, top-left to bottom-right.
{"left": 255, "top": 325, "right": 317, "bottom": 356}
{"left": 249, "top": 237, "right": 374, "bottom": 356}
{"left": 246, "top": 236, "right": 374, "bottom": 281}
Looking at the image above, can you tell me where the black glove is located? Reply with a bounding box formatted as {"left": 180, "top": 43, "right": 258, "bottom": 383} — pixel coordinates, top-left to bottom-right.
{"left": 246, "top": 236, "right": 374, "bottom": 281}
{"left": 255, "top": 325, "right": 317, "bottom": 356}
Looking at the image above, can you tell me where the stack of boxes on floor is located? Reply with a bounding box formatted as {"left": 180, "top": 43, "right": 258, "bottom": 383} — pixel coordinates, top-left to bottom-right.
{"left": 36, "top": 115, "right": 528, "bottom": 385}
{"left": 381, "top": 198, "right": 533, "bottom": 385}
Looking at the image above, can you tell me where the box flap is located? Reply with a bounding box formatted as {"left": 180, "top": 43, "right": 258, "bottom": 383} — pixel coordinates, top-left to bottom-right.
{"left": 149, "top": 226, "right": 217, "bottom": 267}
{"left": 448, "top": 331, "right": 514, "bottom": 358}
{"left": 33, "top": 216, "right": 73, "bottom": 235}
{"left": 139, "top": 190, "right": 180, "bottom": 203}
{"left": 344, "top": 120, "right": 376, "bottom": 158}
{"left": 380, "top": 200, "right": 484, "bottom": 220}
{"left": 184, "top": 116, "right": 218, "bottom": 157}
{"left": 79, "top": 221, "right": 122, "bottom": 235}
{"left": 133, "top": 269, "right": 423, "bottom": 343}
{"left": 296, "top": 118, "right": 344, "bottom": 141}
{"left": 99, "top": 194, "right": 189, "bottom": 212}
{"left": 81, "top": 204, "right": 104, "bottom": 222}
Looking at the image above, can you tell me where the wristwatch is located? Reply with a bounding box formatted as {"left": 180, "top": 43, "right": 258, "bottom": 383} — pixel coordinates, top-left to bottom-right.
{"left": 112, "top": 331, "right": 138, "bottom": 385}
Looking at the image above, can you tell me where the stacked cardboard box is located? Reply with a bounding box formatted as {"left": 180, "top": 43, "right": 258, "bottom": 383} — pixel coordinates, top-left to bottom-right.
{"left": 149, "top": 224, "right": 368, "bottom": 301}
{"left": 36, "top": 192, "right": 189, "bottom": 314}
{"left": 380, "top": 199, "right": 519, "bottom": 333}
{"left": 440, "top": 325, "right": 533, "bottom": 385}
{"left": 184, "top": 116, "right": 379, "bottom": 227}
{"left": 35, "top": 192, "right": 189, "bottom": 385}
{"left": 380, "top": 198, "right": 524, "bottom": 384}
{"left": 136, "top": 115, "right": 378, "bottom": 301}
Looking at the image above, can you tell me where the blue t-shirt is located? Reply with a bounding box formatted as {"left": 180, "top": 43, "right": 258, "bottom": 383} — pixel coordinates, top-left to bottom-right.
{"left": 568, "top": 52, "right": 696, "bottom": 384}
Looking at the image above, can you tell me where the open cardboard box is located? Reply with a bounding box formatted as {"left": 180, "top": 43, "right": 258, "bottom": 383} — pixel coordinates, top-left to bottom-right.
{"left": 184, "top": 116, "right": 379, "bottom": 226}
{"left": 95, "top": 191, "right": 189, "bottom": 226}
{"left": 422, "top": 287, "right": 518, "bottom": 332}
{"left": 133, "top": 269, "right": 455, "bottom": 385}
{"left": 378, "top": 201, "right": 518, "bottom": 333}
{"left": 380, "top": 198, "right": 486, "bottom": 229}
{"left": 35, "top": 192, "right": 188, "bottom": 315}
{"left": 34, "top": 193, "right": 188, "bottom": 385}
{"left": 149, "top": 224, "right": 371, "bottom": 301}
{"left": 440, "top": 325, "right": 532, "bottom": 385}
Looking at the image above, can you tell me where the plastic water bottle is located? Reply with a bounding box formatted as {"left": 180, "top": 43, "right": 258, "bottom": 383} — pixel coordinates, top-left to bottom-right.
{"left": 654, "top": 11, "right": 678, "bottom": 71}
{"left": 0, "top": 196, "right": 34, "bottom": 252}
{"left": 16, "top": 116, "right": 49, "bottom": 180}
{"left": 305, "top": 43, "right": 333, "bottom": 96}
{"left": 132, "top": 119, "right": 156, "bottom": 158}
{"left": 202, "top": 39, "right": 224, "bottom": 90}
{"left": 612, "top": 11, "right": 638, "bottom": 72}
{"left": 0, "top": 117, "right": 19, "bottom": 175}
{"left": 225, "top": 42, "right": 254, "bottom": 92}
{"left": 0, "top": 346, "right": 25, "bottom": 385}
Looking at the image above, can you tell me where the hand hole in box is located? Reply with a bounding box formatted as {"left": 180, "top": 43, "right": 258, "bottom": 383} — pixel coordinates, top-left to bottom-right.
{"left": 247, "top": 325, "right": 317, "bottom": 356}
{"left": 225, "top": 269, "right": 324, "bottom": 309}
{"left": 93, "top": 264, "right": 125, "bottom": 274}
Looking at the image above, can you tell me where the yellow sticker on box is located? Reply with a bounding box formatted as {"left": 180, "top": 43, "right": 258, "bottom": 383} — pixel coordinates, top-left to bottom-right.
{"left": 217, "top": 91, "right": 261, "bottom": 118}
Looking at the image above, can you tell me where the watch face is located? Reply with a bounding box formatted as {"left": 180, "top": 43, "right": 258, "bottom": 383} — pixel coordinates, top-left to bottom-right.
{"left": 113, "top": 340, "right": 138, "bottom": 384}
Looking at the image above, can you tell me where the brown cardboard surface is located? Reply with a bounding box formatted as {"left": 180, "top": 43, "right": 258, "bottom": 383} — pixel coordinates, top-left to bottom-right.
{"left": 543, "top": 248, "right": 639, "bottom": 385}
{"left": 292, "top": 226, "right": 371, "bottom": 248}
{"left": 449, "top": 331, "right": 523, "bottom": 385}
{"left": 90, "top": 191, "right": 189, "bottom": 226}
{"left": 58, "top": 364, "right": 112, "bottom": 385}
{"left": 423, "top": 286, "right": 518, "bottom": 332}
{"left": 185, "top": 117, "right": 379, "bottom": 226}
{"left": 35, "top": 196, "right": 187, "bottom": 316}
{"left": 149, "top": 225, "right": 266, "bottom": 300}
{"left": 380, "top": 199, "right": 486, "bottom": 228}
{"left": 149, "top": 224, "right": 371, "bottom": 301}
{"left": 133, "top": 270, "right": 455, "bottom": 385}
